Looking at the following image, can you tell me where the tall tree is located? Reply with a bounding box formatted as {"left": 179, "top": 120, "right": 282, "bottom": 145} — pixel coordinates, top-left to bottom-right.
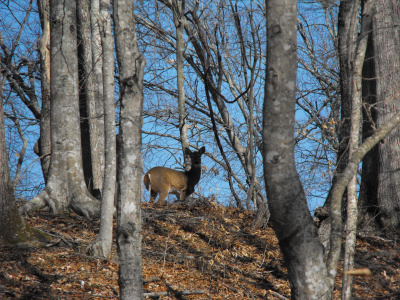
{"left": 20, "top": 0, "right": 101, "bottom": 217}
{"left": 359, "top": 0, "right": 400, "bottom": 233}
{"left": 113, "top": 0, "right": 145, "bottom": 297}
{"left": 173, "top": 0, "right": 191, "bottom": 169}
{"left": 90, "top": 0, "right": 117, "bottom": 257}
{"left": 336, "top": 1, "right": 373, "bottom": 298}
{"left": 77, "top": 0, "right": 97, "bottom": 197}
{"left": 36, "top": 0, "right": 51, "bottom": 183}
{"left": 77, "top": 0, "right": 106, "bottom": 198}
{"left": 89, "top": 0, "right": 106, "bottom": 198}
{"left": 263, "top": 0, "right": 330, "bottom": 298}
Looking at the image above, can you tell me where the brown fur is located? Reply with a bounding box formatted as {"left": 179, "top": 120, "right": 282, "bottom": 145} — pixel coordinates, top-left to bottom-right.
{"left": 143, "top": 147, "right": 205, "bottom": 204}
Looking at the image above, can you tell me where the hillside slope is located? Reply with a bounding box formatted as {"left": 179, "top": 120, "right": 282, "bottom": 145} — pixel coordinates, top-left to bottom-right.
{"left": 0, "top": 199, "right": 399, "bottom": 299}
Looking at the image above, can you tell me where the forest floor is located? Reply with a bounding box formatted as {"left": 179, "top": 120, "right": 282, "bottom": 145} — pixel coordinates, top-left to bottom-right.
{"left": 0, "top": 199, "right": 400, "bottom": 299}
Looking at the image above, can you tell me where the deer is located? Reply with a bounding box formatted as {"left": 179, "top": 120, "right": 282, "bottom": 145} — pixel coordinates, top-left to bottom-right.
{"left": 143, "top": 146, "right": 206, "bottom": 204}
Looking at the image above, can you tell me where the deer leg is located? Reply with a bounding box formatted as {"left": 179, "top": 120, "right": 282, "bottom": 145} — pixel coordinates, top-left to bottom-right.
{"left": 180, "top": 190, "right": 187, "bottom": 201}
{"left": 149, "top": 191, "right": 158, "bottom": 203}
{"left": 157, "top": 192, "right": 168, "bottom": 206}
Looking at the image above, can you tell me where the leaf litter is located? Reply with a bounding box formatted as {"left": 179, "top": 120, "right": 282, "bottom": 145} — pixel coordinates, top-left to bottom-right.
{"left": 0, "top": 199, "right": 399, "bottom": 299}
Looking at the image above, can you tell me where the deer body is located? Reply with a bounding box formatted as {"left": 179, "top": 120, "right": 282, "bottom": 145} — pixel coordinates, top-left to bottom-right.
{"left": 143, "top": 147, "right": 205, "bottom": 203}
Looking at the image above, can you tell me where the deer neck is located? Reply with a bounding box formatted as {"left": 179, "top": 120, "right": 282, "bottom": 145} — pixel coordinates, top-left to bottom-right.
{"left": 186, "top": 164, "right": 201, "bottom": 185}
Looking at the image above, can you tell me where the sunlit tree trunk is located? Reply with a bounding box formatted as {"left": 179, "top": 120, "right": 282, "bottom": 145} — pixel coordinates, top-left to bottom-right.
{"left": 37, "top": 0, "right": 51, "bottom": 183}
{"left": 114, "top": 0, "right": 145, "bottom": 298}
{"left": 173, "top": 0, "right": 190, "bottom": 169}
{"left": 89, "top": 0, "right": 105, "bottom": 196}
{"left": 90, "top": 0, "right": 116, "bottom": 258}
{"left": 263, "top": 0, "right": 330, "bottom": 298}
{"left": 20, "top": 0, "right": 101, "bottom": 218}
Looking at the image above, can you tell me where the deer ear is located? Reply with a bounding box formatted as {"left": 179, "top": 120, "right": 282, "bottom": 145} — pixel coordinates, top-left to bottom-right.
{"left": 199, "top": 146, "right": 205, "bottom": 154}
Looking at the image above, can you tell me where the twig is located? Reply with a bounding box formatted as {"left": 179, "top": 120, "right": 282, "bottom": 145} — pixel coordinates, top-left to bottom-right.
{"left": 269, "top": 290, "right": 289, "bottom": 300}
{"left": 374, "top": 290, "right": 400, "bottom": 299}
{"left": 163, "top": 280, "right": 189, "bottom": 300}
{"left": 108, "top": 284, "right": 118, "bottom": 296}
{"left": 221, "top": 282, "right": 238, "bottom": 293}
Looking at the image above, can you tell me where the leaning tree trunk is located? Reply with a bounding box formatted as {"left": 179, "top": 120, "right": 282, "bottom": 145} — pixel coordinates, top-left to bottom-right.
{"left": 317, "top": 0, "right": 359, "bottom": 247}
{"left": 20, "top": 0, "right": 100, "bottom": 218}
{"left": 333, "top": 1, "right": 373, "bottom": 298}
{"left": 113, "top": 0, "right": 146, "bottom": 298}
{"left": 359, "top": 0, "right": 400, "bottom": 233}
{"left": 263, "top": 0, "right": 330, "bottom": 298}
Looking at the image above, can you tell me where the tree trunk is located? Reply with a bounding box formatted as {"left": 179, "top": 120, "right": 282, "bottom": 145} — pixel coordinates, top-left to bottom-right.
{"left": 90, "top": 0, "right": 117, "bottom": 258}
{"left": 359, "top": 0, "right": 400, "bottom": 233}
{"left": 335, "top": 1, "right": 373, "bottom": 298}
{"left": 326, "top": 107, "right": 400, "bottom": 293}
{"left": 263, "top": 0, "right": 330, "bottom": 298}
{"left": 317, "top": 0, "right": 360, "bottom": 254}
{"left": 174, "top": 0, "right": 190, "bottom": 169}
{"left": 20, "top": 0, "right": 101, "bottom": 218}
{"left": 77, "top": 0, "right": 97, "bottom": 196}
{"left": 37, "top": 0, "right": 51, "bottom": 183}
{"left": 113, "top": 0, "right": 145, "bottom": 298}
{"left": 89, "top": 0, "right": 106, "bottom": 196}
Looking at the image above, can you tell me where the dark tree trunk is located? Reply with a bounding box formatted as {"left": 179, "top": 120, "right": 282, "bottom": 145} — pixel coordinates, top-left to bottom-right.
{"left": 358, "top": 24, "right": 379, "bottom": 229}
{"left": 359, "top": 0, "right": 400, "bottom": 232}
{"left": 77, "top": 0, "right": 103, "bottom": 198}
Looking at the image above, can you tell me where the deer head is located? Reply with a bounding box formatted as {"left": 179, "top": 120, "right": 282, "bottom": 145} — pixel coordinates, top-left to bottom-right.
{"left": 143, "top": 146, "right": 206, "bottom": 204}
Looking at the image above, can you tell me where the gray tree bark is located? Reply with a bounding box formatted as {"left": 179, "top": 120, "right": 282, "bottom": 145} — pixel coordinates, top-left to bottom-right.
{"left": 263, "top": 0, "right": 330, "bottom": 298}
{"left": 113, "top": 0, "right": 145, "bottom": 298}
{"left": 90, "top": 0, "right": 116, "bottom": 258}
{"left": 89, "top": 0, "right": 106, "bottom": 196}
{"left": 77, "top": 0, "right": 103, "bottom": 197}
{"left": 174, "top": 0, "right": 190, "bottom": 170}
{"left": 36, "top": 0, "right": 51, "bottom": 183}
{"left": 20, "top": 0, "right": 101, "bottom": 218}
